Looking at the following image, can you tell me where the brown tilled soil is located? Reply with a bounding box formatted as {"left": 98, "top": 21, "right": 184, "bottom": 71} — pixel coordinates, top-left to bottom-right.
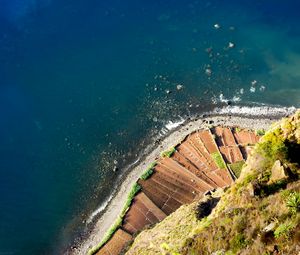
{"left": 96, "top": 127, "right": 259, "bottom": 254}
{"left": 96, "top": 229, "right": 132, "bottom": 255}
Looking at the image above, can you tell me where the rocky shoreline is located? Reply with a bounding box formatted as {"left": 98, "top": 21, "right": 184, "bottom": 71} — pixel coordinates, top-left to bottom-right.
{"left": 70, "top": 110, "right": 293, "bottom": 255}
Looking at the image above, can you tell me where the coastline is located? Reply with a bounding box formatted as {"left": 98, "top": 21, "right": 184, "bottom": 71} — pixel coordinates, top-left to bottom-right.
{"left": 71, "top": 106, "right": 296, "bottom": 255}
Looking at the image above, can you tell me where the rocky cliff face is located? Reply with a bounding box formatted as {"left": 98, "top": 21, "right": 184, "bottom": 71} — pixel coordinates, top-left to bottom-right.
{"left": 126, "top": 111, "right": 300, "bottom": 255}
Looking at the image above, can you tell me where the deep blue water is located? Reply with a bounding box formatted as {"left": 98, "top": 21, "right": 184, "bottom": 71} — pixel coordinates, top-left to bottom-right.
{"left": 0, "top": 0, "right": 300, "bottom": 254}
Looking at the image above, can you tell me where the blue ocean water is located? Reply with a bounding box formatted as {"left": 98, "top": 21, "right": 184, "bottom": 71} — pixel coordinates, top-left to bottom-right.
{"left": 0, "top": 0, "right": 299, "bottom": 254}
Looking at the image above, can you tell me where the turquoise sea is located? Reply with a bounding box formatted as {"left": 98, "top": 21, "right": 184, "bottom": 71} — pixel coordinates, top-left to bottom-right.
{"left": 0, "top": 0, "right": 299, "bottom": 254}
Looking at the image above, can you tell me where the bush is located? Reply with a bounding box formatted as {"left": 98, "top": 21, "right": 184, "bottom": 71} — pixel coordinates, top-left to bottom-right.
{"left": 229, "top": 233, "right": 248, "bottom": 252}
{"left": 257, "top": 129, "right": 288, "bottom": 163}
{"left": 140, "top": 162, "right": 156, "bottom": 180}
{"left": 121, "top": 183, "right": 142, "bottom": 215}
{"left": 161, "top": 147, "right": 176, "bottom": 158}
{"left": 280, "top": 189, "right": 292, "bottom": 200}
{"left": 256, "top": 129, "right": 265, "bottom": 136}
{"left": 211, "top": 152, "right": 226, "bottom": 169}
{"left": 140, "top": 168, "right": 154, "bottom": 180}
{"left": 274, "top": 222, "right": 294, "bottom": 239}
{"left": 286, "top": 191, "right": 300, "bottom": 214}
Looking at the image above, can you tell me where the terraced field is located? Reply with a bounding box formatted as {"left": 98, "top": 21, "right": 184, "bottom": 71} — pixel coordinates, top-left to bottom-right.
{"left": 94, "top": 127, "right": 259, "bottom": 255}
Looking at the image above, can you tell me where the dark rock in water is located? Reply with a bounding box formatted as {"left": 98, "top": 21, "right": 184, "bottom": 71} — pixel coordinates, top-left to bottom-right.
{"left": 154, "top": 138, "right": 161, "bottom": 145}
{"left": 176, "top": 84, "right": 184, "bottom": 90}
{"left": 205, "top": 68, "right": 212, "bottom": 76}
{"left": 226, "top": 100, "right": 232, "bottom": 105}
{"left": 228, "top": 42, "right": 235, "bottom": 48}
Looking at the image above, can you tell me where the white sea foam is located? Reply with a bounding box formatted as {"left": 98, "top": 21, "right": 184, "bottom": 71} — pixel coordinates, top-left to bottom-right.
{"left": 86, "top": 193, "right": 114, "bottom": 224}
{"left": 214, "top": 105, "right": 296, "bottom": 117}
{"left": 165, "top": 118, "right": 185, "bottom": 130}
{"left": 86, "top": 157, "right": 141, "bottom": 224}
{"left": 219, "top": 93, "right": 241, "bottom": 103}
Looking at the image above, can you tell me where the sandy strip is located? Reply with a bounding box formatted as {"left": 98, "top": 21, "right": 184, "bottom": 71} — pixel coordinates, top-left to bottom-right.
{"left": 71, "top": 114, "right": 283, "bottom": 255}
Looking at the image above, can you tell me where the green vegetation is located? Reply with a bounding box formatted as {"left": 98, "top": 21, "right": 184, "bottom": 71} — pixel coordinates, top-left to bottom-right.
{"left": 274, "top": 222, "right": 294, "bottom": 239}
{"left": 160, "top": 243, "right": 181, "bottom": 255}
{"left": 161, "top": 147, "right": 176, "bottom": 158}
{"left": 228, "top": 160, "right": 245, "bottom": 178}
{"left": 211, "top": 152, "right": 226, "bottom": 169}
{"left": 286, "top": 191, "right": 300, "bottom": 214}
{"left": 229, "top": 233, "right": 249, "bottom": 252}
{"left": 256, "top": 129, "right": 265, "bottom": 136}
{"left": 280, "top": 189, "right": 292, "bottom": 199}
{"left": 140, "top": 162, "right": 156, "bottom": 180}
{"left": 121, "top": 183, "right": 142, "bottom": 214}
{"left": 88, "top": 183, "right": 141, "bottom": 255}
{"left": 127, "top": 202, "right": 204, "bottom": 254}
{"left": 257, "top": 128, "right": 288, "bottom": 165}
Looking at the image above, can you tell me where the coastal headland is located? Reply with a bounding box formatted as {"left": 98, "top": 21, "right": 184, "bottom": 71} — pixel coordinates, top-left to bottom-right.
{"left": 71, "top": 108, "right": 296, "bottom": 255}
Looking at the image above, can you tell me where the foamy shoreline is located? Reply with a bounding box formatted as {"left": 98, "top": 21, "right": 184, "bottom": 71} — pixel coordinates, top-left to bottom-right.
{"left": 71, "top": 106, "right": 296, "bottom": 255}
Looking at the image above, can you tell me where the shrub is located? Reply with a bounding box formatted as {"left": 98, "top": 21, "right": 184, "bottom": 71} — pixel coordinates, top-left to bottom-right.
{"left": 274, "top": 222, "right": 294, "bottom": 239}
{"left": 236, "top": 173, "right": 256, "bottom": 190}
{"left": 229, "top": 233, "right": 248, "bottom": 252}
{"left": 256, "top": 129, "right": 265, "bottom": 136}
{"left": 286, "top": 191, "right": 300, "bottom": 214}
{"left": 140, "top": 162, "right": 156, "bottom": 180}
{"left": 257, "top": 129, "right": 288, "bottom": 163}
{"left": 211, "top": 152, "right": 226, "bottom": 169}
{"left": 161, "top": 147, "right": 176, "bottom": 158}
{"left": 121, "top": 183, "right": 142, "bottom": 215}
{"left": 280, "top": 189, "right": 292, "bottom": 200}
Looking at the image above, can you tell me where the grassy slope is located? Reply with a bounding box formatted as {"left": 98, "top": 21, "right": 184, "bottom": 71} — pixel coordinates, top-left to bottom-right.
{"left": 126, "top": 110, "right": 300, "bottom": 255}
{"left": 125, "top": 201, "right": 201, "bottom": 255}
